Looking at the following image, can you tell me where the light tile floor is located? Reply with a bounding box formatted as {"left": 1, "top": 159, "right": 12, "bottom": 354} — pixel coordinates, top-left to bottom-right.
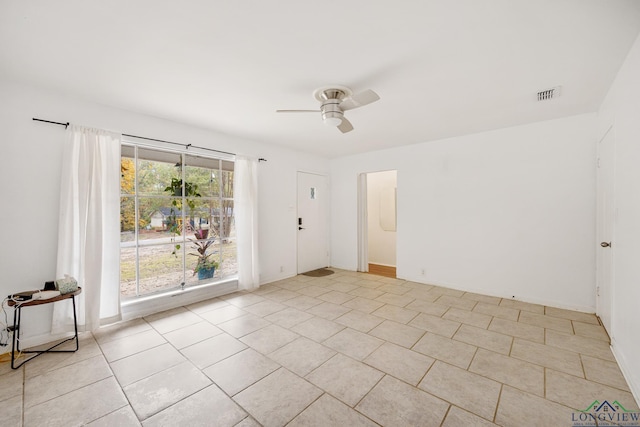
{"left": 1, "top": 270, "right": 638, "bottom": 426}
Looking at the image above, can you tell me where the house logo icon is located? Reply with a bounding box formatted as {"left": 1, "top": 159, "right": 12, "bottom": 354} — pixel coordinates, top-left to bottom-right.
{"left": 572, "top": 400, "right": 640, "bottom": 426}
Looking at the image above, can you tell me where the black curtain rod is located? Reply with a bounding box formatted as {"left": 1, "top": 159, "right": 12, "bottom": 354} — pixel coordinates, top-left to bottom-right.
{"left": 32, "top": 117, "right": 267, "bottom": 161}
{"left": 33, "top": 118, "right": 70, "bottom": 128}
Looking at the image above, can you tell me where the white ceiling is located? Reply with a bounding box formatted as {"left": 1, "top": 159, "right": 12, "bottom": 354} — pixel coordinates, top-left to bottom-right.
{"left": 2, "top": 1, "right": 640, "bottom": 158}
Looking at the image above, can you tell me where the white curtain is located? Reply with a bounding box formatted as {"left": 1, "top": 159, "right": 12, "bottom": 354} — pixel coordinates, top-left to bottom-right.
{"left": 234, "top": 156, "right": 260, "bottom": 290}
{"left": 53, "top": 125, "right": 122, "bottom": 333}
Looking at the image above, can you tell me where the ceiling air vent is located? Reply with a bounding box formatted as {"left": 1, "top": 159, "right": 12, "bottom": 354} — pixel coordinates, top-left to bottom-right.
{"left": 537, "top": 86, "right": 562, "bottom": 101}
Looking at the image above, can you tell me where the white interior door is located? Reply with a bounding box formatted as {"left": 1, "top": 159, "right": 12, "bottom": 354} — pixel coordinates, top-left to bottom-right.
{"left": 596, "top": 126, "right": 615, "bottom": 336}
{"left": 297, "top": 172, "right": 328, "bottom": 273}
{"left": 357, "top": 174, "right": 369, "bottom": 272}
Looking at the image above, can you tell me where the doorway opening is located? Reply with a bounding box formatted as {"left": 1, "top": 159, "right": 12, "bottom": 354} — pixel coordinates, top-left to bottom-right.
{"left": 358, "top": 170, "right": 397, "bottom": 278}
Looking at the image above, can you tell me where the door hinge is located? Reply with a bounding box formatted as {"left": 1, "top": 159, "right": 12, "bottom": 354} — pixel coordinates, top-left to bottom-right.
{"left": 596, "top": 286, "right": 600, "bottom": 297}
{"left": 597, "top": 157, "right": 601, "bottom": 168}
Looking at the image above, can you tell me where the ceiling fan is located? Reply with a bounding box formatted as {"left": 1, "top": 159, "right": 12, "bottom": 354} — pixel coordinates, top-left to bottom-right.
{"left": 277, "top": 85, "right": 380, "bottom": 133}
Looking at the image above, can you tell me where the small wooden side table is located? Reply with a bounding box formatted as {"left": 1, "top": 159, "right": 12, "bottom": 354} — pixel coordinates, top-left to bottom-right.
{"left": 7, "top": 287, "right": 82, "bottom": 369}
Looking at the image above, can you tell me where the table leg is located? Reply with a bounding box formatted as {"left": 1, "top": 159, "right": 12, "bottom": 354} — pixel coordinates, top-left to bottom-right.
{"left": 11, "top": 295, "right": 80, "bottom": 369}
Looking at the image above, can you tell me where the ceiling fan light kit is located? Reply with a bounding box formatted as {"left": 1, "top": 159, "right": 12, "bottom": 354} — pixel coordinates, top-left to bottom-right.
{"left": 323, "top": 115, "right": 343, "bottom": 127}
{"left": 321, "top": 99, "right": 345, "bottom": 127}
{"left": 277, "top": 85, "right": 379, "bottom": 134}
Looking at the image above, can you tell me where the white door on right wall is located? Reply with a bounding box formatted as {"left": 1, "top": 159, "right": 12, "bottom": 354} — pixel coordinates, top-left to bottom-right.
{"left": 596, "top": 126, "right": 615, "bottom": 337}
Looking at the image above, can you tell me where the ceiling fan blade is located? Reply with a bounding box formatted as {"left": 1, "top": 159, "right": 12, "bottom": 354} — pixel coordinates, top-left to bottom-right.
{"left": 276, "top": 109, "right": 320, "bottom": 113}
{"left": 337, "top": 117, "right": 354, "bottom": 133}
{"left": 339, "top": 89, "right": 380, "bottom": 111}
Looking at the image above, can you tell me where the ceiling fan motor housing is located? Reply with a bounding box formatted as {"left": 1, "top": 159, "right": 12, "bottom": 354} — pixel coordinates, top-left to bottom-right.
{"left": 321, "top": 99, "right": 344, "bottom": 125}
{"left": 319, "top": 89, "right": 347, "bottom": 126}
{"left": 319, "top": 88, "right": 347, "bottom": 101}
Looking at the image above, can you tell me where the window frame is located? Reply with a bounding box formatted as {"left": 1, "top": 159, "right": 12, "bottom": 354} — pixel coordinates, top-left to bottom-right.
{"left": 120, "top": 138, "right": 237, "bottom": 300}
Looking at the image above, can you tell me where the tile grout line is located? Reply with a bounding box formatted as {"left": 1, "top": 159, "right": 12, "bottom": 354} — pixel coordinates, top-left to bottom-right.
{"left": 415, "top": 355, "right": 438, "bottom": 394}
{"left": 100, "top": 344, "right": 134, "bottom": 423}
{"left": 21, "top": 361, "right": 25, "bottom": 426}
{"left": 296, "top": 357, "right": 383, "bottom": 425}
{"left": 507, "top": 323, "right": 515, "bottom": 357}
{"left": 493, "top": 383, "right": 504, "bottom": 424}
{"left": 112, "top": 315, "right": 214, "bottom": 416}
{"left": 578, "top": 352, "right": 587, "bottom": 380}
{"left": 466, "top": 345, "right": 480, "bottom": 371}
{"left": 58, "top": 334, "right": 139, "bottom": 424}
{"left": 437, "top": 403, "right": 452, "bottom": 427}
{"left": 416, "top": 358, "right": 498, "bottom": 423}
{"left": 96, "top": 319, "right": 148, "bottom": 423}
{"left": 350, "top": 373, "right": 386, "bottom": 410}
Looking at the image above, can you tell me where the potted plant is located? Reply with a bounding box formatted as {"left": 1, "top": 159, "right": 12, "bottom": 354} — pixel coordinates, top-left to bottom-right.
{"left": 165, "top": 178, "right": 201, "bottom": 199}
{"left": 190, "top": 229, "right": 219, "bottom": 280}
{"left": 194, "top": 256, "right": 219, "bottom": 280}
{"left": 164, "top": 178, "right": 201, "bottom": 256}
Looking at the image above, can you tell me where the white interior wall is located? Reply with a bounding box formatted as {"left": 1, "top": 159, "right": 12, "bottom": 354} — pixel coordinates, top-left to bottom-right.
{"left": 366, "top": 170, "right": 397, "bottom": 266}
{"left": 0, "top": 79, "right": 328, "bottom": 349}
{"left": 597, "top": 32, "right": 640, "bottom": 403}
{"left": 331, "top": 114, "right": 597, "bottom": 311}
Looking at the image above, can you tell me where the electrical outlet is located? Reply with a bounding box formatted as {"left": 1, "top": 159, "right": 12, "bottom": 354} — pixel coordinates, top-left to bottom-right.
{"left": 280, "top": 266, "right": 284, "bottom": 273}
{"left": 421, "top": 269, "right": 425, "bottom": 276}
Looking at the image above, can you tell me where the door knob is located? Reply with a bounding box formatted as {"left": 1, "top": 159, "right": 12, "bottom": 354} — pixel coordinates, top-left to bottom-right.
{"left": 298, "top": 227, "right": 305, "bottom": 230}
{"left": 600, "top": 242, "right": 611, "bottom": 248}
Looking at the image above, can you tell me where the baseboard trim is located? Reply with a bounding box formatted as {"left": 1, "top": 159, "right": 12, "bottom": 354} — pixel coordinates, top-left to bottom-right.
{"left": 398, "top": 274, "right": 595, "bottom": 314}
{"left": 0, "top": 331, "right": 76, "bottom": 355}
{"left": 610, "top": 337, "right": 640, "bottom": 407}
{"left": 368, "top": 263, "right": 396, "bottom": 278}
{"left": 260, "top": 272, "right": 298, "bottom": 286}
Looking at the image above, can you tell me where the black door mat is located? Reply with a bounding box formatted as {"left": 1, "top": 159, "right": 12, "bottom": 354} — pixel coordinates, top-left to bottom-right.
{"left": 301, "top": 268, "right": 335, "bottom": 277}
